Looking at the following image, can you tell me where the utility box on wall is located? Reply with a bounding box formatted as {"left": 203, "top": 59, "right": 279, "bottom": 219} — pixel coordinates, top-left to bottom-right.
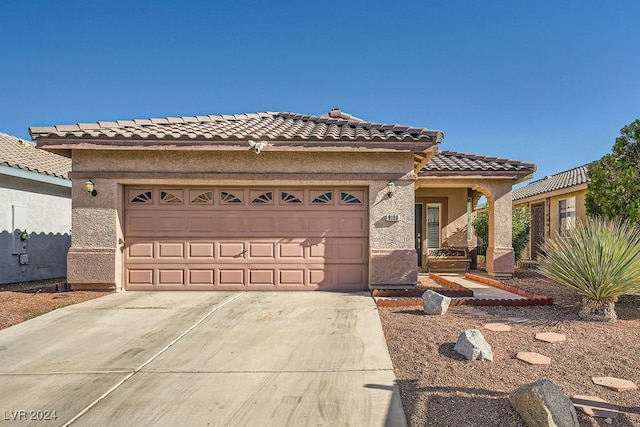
{"left": 11, "top": 205, "right": 27, "bottom": 255}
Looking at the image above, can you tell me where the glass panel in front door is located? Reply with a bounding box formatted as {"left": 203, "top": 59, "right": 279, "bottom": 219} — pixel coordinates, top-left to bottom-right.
{"left": 426, "top": 204, "right": 441, "bottom": 249}
{"left": 415, "top": 204, "right": 423, "bottom": 267}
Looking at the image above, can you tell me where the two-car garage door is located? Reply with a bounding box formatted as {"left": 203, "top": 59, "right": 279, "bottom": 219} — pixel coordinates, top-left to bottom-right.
{"left": 124, "top": 187, "right": 368, "bottom": 291}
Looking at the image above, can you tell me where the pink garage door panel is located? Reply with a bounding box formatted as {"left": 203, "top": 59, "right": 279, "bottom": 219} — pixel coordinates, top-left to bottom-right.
{"left": 124, "top": 187, "right": 368, "bottom": 290}
{"left": 125, "top": 211, "right": 367, "bottom": 238}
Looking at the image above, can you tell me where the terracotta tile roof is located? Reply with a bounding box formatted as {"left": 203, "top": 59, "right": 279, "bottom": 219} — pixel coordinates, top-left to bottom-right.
{"left": 0, "top": 131, "right": 71, "bottom": 179}
{"left": 29, "top": 107, "right": 444, "bottom": 144}
{"left": 421, "top": 150, "right": 536, "bottom": 177}
{"left": 512, "top": 165, "right": 589, "bottom": 200}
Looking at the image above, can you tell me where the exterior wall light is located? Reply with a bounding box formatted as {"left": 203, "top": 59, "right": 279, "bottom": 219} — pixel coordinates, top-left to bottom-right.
{"left": 248, "top": 140, "right": 268, "bottom": 154}
{"left": 85, "top": 180, "right": 97, "bottom": 197}
{"left": 387, "top": 181, "right": 395, "bottom": 198}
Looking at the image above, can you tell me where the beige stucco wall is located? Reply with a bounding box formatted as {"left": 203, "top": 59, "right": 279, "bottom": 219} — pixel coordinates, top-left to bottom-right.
{"left": 68, "top": 149, "right": 418, "bottom": 289}
{"left": 549, "top": 189, "right": 587, "bottom": 240}
{"left": 72, "top": 150, "right": 412, "bottom": 174}
{"left": 514, "top": 187, "right": 588, "bottom": 258}
{"left": 415, "top": 187, "right": 471, "bottom": 248}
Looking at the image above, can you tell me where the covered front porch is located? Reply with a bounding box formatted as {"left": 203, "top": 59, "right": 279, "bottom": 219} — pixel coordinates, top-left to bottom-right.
{"left": 415, "top": 151, "right": 536, "bottom": 278}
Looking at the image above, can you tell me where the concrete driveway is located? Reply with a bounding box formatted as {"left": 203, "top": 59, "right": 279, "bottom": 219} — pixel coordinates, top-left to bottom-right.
{"left": 0, "top": 291, "right": 405, "bottom": 426}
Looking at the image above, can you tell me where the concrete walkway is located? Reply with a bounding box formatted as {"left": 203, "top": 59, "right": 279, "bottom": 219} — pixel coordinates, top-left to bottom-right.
{"left": 435, "top": 273, "right": 527, "bottom": 300}
{"left": 0, "top": 292, "right": 405, "bottom": 427}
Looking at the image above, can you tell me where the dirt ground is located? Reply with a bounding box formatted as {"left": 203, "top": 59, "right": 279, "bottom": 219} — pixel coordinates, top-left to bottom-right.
{"left": 1, "top": 274, "right": 638, "bottom": 426}
{"left": 0, "top": 279, "right": 109, "bottom": 330}
{"left": 379, "top": 270, "right": 640, "bottom": 427}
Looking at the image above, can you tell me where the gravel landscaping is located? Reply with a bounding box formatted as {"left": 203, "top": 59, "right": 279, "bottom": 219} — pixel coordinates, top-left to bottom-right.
{"left": 0, "top": 279, "right": 109, "bottom": 330}
{"left": 379, "top": 270, "right": 640, "bottom": 426}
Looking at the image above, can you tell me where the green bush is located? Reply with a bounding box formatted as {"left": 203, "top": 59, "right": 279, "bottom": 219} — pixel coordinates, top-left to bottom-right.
{"left": 472, "top": 210, "right": 489, "bottom": 256}
{"left": 512, "top": 207, "right": 531, "bottom": 262}
{"left": 538, "top": 217, "right": 640, "bottom": 321}
{"left": 472, "top": 207, "right": 530, "bottom": 261}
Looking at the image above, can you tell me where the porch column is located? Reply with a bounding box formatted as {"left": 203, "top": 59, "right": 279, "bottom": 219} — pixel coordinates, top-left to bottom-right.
{"left": 486, "top": 183, "right": 515, "bottom": 277}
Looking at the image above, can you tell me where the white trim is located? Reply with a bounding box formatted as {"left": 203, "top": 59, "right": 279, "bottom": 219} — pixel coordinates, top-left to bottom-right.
{"left": 0, "top": 164, "right": 71, "bottom": 187}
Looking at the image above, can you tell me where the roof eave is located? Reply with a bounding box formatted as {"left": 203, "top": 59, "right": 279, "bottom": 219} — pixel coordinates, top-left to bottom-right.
{"left": 419, "top": 170, "right": 535, "bottom": 179}
{"left": 0, "top": 164, "right": 71, "bottom": 187}
{"left": 34, "top": 138, "right": 439, "bottom": 153}
{"left": 513, "top": 182, "right": 589, "bottom": 203}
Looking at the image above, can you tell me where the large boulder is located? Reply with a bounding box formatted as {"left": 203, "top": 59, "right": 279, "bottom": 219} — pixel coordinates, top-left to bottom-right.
{"left": 422, "top": 290, "right": 451, "bottom": 315}
{"left": 509, "top": 379, "right": 579, "bottom": 427}
{"left": 453, "top": 329, "right": 493, "bottom": 361}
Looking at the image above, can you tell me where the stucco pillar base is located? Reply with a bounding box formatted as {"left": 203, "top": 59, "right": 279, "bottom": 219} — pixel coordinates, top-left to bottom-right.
{"left": 370, "top": 249, "right": 418, "bottom": 286}
{"left": 486, "top": 246, "right": 515, "bottom": 277}
{"left": 67, "top": 247, "right": 117, "bottom": 291}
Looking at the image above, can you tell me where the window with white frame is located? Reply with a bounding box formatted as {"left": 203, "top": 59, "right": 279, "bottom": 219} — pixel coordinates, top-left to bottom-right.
{"left": 426, "top": 204, "right": 441, "bottom": 249}
{"left": 558, "top": 197, "right": 575, "bottom": 237}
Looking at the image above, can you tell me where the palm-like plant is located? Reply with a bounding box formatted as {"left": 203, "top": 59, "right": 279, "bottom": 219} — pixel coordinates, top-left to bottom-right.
{"left": 538, "top": 217, "right": 640, "bottom": 322}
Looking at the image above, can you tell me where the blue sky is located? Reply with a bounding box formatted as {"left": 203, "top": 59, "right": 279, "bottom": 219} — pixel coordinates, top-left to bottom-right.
{"left": 2, "top": 1, "right": 639, "bottom": 182}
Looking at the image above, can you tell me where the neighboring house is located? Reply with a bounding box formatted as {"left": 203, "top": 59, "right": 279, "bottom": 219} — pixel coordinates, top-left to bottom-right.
{"left": 30, "top": 107, "right": 535, "bottom": 292}
{"left": 0, "top": 131, "right": 72, "bottom": 284}
{"left": 512, "top": 165, "right": 589, "bottom": 260}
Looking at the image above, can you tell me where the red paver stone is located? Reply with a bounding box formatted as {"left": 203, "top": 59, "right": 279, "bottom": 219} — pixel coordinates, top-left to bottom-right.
{"left": 592, "top": 377, "right": 638, "bottom": 392}
{"left": 535, "top": 332, "right": 566, "bottom": 343}
{"left": 516, "top": 352, "right": 551, "bottom": 365}
{"left": 572, "top": 395, "right": 618, "bottom": 419}
{"left": 484, "top": 323, "right": 512, "bottom": 332}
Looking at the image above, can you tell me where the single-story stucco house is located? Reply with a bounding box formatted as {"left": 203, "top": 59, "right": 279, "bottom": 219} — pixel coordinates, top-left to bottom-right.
{"left": 0, "top": 131, "right": 72, "bottom": 284}
{"left": 513, "top": 164, "right": 589, "bottom": 260}
{"left": 29, "top": 107, "right": 535, "bottom": 292}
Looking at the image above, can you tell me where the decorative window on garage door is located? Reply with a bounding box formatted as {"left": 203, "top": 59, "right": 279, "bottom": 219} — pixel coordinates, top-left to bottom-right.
{"left": 190, "top": 190, "right": 214, "bottom": 204}
{"left": 220, "top": 191, "right": 243, "bottom": 204}
{"left": 250, "top": 191, "right": 274, "bottom": 204}
{"left": 160, "top": 190, "right": 183, "bottom": 204}
{"left": 129, "top": 190, "right": 153, "bottom": 204}
{"left": 281, "top": 190, "right": 303, "bottom": 204}
{"left": 311, "top": 190, "right": 334, "bottom": 205}
{"left": 340, "top": 190, "right": 363, "bottom": 205}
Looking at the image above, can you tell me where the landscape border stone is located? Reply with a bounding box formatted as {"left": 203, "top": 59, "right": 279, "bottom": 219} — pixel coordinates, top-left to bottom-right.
{"left": 373, "top": 273, "right": 554, "bottom": 308}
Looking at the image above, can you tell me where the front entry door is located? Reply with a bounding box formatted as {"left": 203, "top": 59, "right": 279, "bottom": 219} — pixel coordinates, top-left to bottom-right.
{"left": 531, "top": 203, "right": 545, "bottom": 258}
{"left": 415, "top": 204, "right": 423, "bottom": 267}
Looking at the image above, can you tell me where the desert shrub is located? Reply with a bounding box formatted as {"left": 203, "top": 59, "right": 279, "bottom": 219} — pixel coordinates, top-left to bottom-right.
{"left": 538, "top": 217, "right": 640, "bottom": 321}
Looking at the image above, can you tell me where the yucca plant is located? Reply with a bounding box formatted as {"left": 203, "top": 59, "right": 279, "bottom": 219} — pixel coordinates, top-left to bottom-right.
{"left": 538, "top": 217, "right": 640, "bottom": 322}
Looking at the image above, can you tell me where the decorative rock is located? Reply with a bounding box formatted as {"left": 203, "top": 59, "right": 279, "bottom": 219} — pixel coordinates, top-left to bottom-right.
{"left": 535, "top": 332, "right": 566, "bottom": 343}
{"left": 516, "top": 352, "right": 551, "bottom": 365}
{"left": 509, "top": 379, "right": 579, "bottom": 427}
{"left": 453, "top": 329, "right": 493, "bottom": 361}
{"left": 422, "top": 290, "right": 451, "bottom": 315}
{"left": 484, "top": 323, "right": 512, "bottom": 332}
{"left": 571, "top": 395, "right": 618, "bottom": 419}
{"left": 592, "top": 376, "right": 638, "bottom": 392}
